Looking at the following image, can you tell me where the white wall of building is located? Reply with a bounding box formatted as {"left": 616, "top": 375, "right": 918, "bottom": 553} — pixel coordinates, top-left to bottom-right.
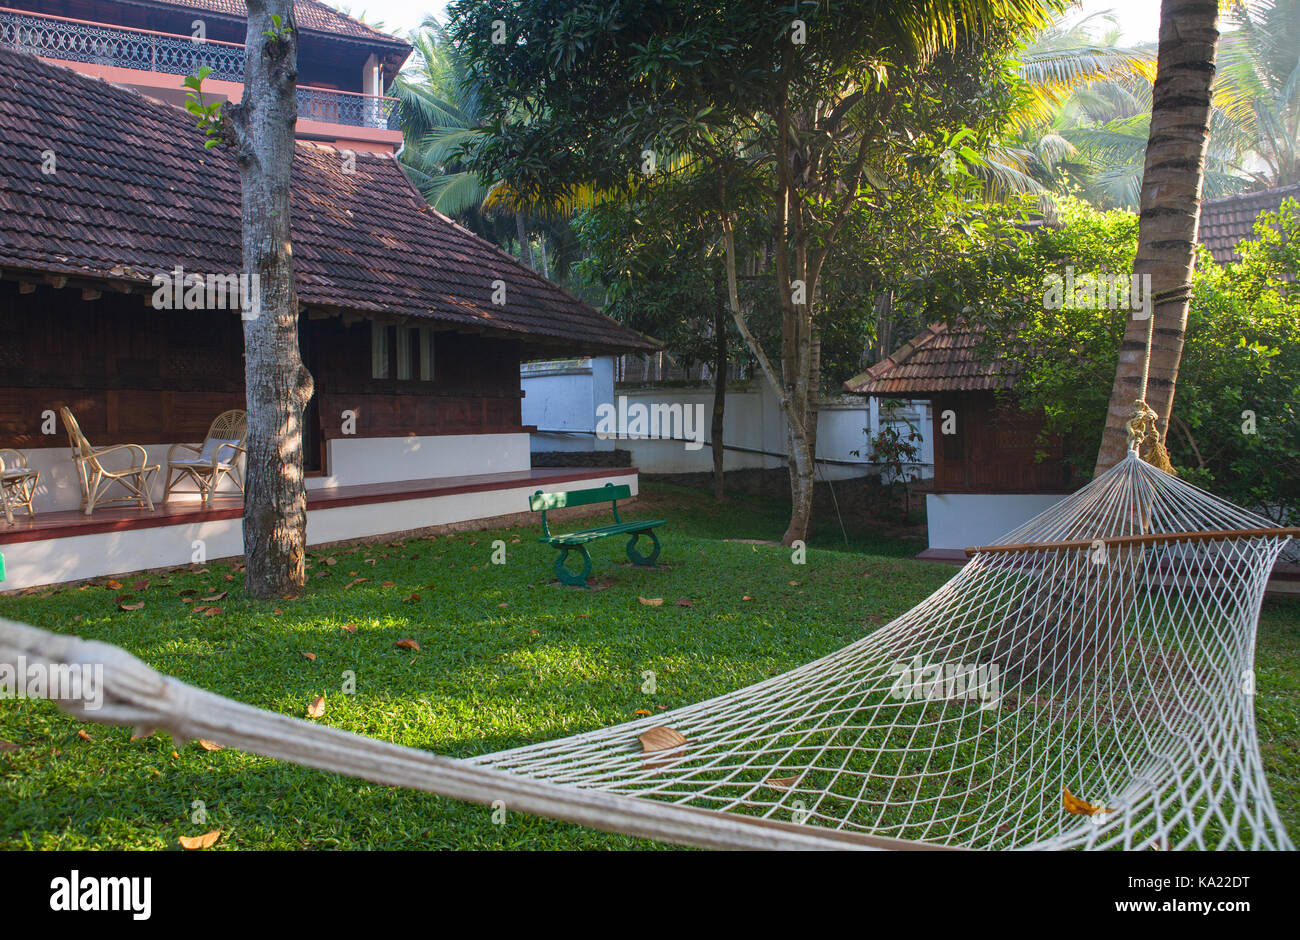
{"left": 523, "top": 358, "right": 615, "bottom": 453}
{"left": 925, "top": 493, "right": 1070, "bottom": 551}
{"left": 521, "top": 357, "right": 933, "bottom": 481}
{"left": 310, "top": 432, "right": 531, "bottom": 490}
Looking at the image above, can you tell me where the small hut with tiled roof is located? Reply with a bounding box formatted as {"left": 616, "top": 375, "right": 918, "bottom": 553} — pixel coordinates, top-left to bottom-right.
{"left": 843, "top": 322, "right": 1076, "bottom": 559}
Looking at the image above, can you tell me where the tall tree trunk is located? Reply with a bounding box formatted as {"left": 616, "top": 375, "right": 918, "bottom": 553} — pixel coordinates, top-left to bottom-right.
{"left": 1094, "top": 0, "right": 1219, "bottom": 473}
{"left": 228, "top": 0, "right": 313, "bottom": 598}
{"left": 515, "top": 211, "right": 533, "bottom": 269}
{"left": 711, "top": 277, "right": 728, "bottom": 502}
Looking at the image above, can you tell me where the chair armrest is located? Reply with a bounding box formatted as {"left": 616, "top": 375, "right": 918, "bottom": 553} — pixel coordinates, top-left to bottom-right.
{"left": 168, "top": 442, "right": 202, "bottom": 461}
{"left": 88, "top": 442, "right": 150, "bottom": 468}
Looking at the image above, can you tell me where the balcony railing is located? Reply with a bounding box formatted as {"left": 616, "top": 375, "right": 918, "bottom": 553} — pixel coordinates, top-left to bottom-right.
{"left": 0, "top": 8, "right": 398, "bottom": 131}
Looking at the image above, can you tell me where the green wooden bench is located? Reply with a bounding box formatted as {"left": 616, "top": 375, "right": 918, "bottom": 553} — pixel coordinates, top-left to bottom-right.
{"left": 529, "top": 483, "right": 665, "bottom": 587}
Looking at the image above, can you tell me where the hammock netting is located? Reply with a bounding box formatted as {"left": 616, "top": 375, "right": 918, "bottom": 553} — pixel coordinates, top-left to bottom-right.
{"left": 1, "top": 449, "right": 1293, "bottom": 850}
{"left": 469, "top": 451, "right": 1295, "bottom": 849}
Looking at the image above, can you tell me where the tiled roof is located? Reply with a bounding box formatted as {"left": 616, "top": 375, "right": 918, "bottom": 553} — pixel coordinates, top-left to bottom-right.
{"left": 1199, "top": 182, "right": 1300, "bottom": 264}
{"left": 842, "top": 322, "right": 1018, "bottom": 396}
{"left": 0, "top": 48, "right": 658, "bottom": 355}
{"left": 138, "top": 0, "right": 409, "bottom": 47}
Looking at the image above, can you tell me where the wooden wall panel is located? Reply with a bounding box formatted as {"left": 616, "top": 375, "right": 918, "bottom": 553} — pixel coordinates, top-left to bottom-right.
{"left": 931, "top": 392, "right": 1074, "bottom": 494}
{"left": 0, "top": 284, "right": 528, "bottom": 448}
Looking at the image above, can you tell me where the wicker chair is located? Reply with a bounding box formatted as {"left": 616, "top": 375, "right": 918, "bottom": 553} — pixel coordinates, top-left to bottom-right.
{"left": 60, "top": 407, "right": 159, "bottom": 516}
{"left": 164, "top": 410, "right": 248, "bottom": 505}
{"left": 0, "top": 448, "right": 39, "bottom": 525}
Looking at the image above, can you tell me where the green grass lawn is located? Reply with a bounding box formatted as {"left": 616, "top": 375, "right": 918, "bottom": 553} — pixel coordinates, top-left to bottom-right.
{"left": 1, "top": 481, "right": 1297, "bottom": 849}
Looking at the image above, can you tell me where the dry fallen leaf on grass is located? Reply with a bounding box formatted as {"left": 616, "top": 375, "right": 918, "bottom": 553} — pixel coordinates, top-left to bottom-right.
{"left": 766, "top": 775, "right": 800, "bottom": 788}
{"left": 132, "top": 579, "right": 150, "bottom": 591}
{"left": 77, "top": 729, "right": 92, "bottom": 742}
{"left": 676, "top": 599, "right": 694, "bottom": 607}
{"left": 306, "top": 696, "right": 326, "bottom": 719}
{"left": 343, "top": 578, "right": 369, "bottom": 590}
{"left": 341, "top": 623, "right": 357, "bottom": 634}
{"left": 118, "top": 601, "right": 145, "bottom": 611}
{"left": 633, "top": 709, "right": 653, "bottom": 716}
{"left": 638, "top": 597, "right": 664, "bottom": 607}
{"left": 199, "top": 591, "right": 228, "bottom": 602}
{"left": 198, "top": 739, "right": 225, "bottom": 752}
{"left": 1062, "top": 786, "right": 1112, "bottom": 816}
{"left": 638, "top": 726, "right": 687, "bottom": 754}
{"left": 0, "top": 739, "right": 19, "bottom": 752}
{"left": 742, "top": 595, "right": 754, "bottom": 602}
{"left": 105, "top": 580, "right": 123, "bottom": 590}
{"left": 325, "top": 557, "right": 338, "bottom": 566}
{"left": 301, "top": 652, "right": 316, "bottom": 662}
{"left": 382, "top": 581, "right": 395, "bottom": 588}
{"left": 394, "top": 638, "right": 421, "bottom": 651}
{"left": 401, "top": 592, "right": 422, "bottom": 603}
{"left": 178, "top": 830, "right": 221, "bottom": 850}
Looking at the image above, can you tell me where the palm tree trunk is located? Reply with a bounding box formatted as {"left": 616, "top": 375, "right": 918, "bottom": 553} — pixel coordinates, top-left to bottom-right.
{"left": 229, "top": 0, "right": 313, "bottom": 598}
{"left": 1094, "top": 0, "right": 1220, "bottom": 473}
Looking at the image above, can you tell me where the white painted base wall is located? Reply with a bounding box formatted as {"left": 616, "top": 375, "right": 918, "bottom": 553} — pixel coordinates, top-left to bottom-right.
{"left": 925, "top": 492, "right": 1070, "bottom": 551}
{"left": 309, "top": 433, "right": 531, "bottom": 490}
{"left": 13, "top": 433, "right": 533, "bottom": 513}
{"left": 0, "top": 471, "right": 638, "bottom": 591}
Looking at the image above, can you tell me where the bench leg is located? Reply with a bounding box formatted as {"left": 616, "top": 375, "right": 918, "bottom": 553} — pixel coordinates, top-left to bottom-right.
{"left": 625, "top": 529, "right": 661, "bottom": 567}
{"left": 554, "top": 545, "right": 593, "bottom": 587}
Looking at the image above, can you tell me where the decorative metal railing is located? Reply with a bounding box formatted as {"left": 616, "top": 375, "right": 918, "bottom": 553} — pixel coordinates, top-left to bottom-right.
{"left": 296, "top": 85, "right": 397, "bottom": 130}
{"left": 0, "top": 8, "right": 398, "bottom": 130}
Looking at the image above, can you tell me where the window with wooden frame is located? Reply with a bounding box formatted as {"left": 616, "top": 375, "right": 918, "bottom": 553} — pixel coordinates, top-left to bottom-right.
{"left": 373, "top": 322, "right": 434, "bottom": 382}
{"left": 396, "top": 325, "right": 434, "bottom": 381}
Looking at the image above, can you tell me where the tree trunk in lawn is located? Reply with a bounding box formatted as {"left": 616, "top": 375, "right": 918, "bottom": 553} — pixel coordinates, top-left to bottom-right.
{"left": 228, "top": 0, "right": 313, "bottom": 599}
{"left": 711, "top": 276, "right": 728, "bottom": 502}
{"left": 515, "top": 211, "right": 533, "bottom": 269}
{"left": 1094, "top": 0, "right": 1219, "bottom": 474}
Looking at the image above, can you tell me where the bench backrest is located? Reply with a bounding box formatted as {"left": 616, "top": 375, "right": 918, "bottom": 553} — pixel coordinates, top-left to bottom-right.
{"left": 530, "top": 484, "right": 631, "bottom": 539}
{"left": 529, "top": 483, "right": 631, "bottom": 513}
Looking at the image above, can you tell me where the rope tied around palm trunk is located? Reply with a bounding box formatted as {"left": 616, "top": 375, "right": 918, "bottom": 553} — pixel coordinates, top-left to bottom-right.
{"left": 1126, "top": 291, "right": 1176, "bottom": 474}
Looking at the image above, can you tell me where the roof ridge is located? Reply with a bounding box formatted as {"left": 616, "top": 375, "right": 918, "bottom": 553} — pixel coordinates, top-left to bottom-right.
{"left": 127, "top": 0, "right": 411, "bottom": 47}
{"left": 1202, "top": 180, "right": 1300, "bottom": 207}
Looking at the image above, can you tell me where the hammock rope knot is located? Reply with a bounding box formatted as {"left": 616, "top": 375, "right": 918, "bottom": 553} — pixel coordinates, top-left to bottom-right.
{"left": 1126, "top": 398, "right": 1176, "bottom": 474}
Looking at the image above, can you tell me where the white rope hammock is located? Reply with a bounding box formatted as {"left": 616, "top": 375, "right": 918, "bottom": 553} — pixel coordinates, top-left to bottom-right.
{"left": 1, "top": 448, "right": 1294, "bottom": 850}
